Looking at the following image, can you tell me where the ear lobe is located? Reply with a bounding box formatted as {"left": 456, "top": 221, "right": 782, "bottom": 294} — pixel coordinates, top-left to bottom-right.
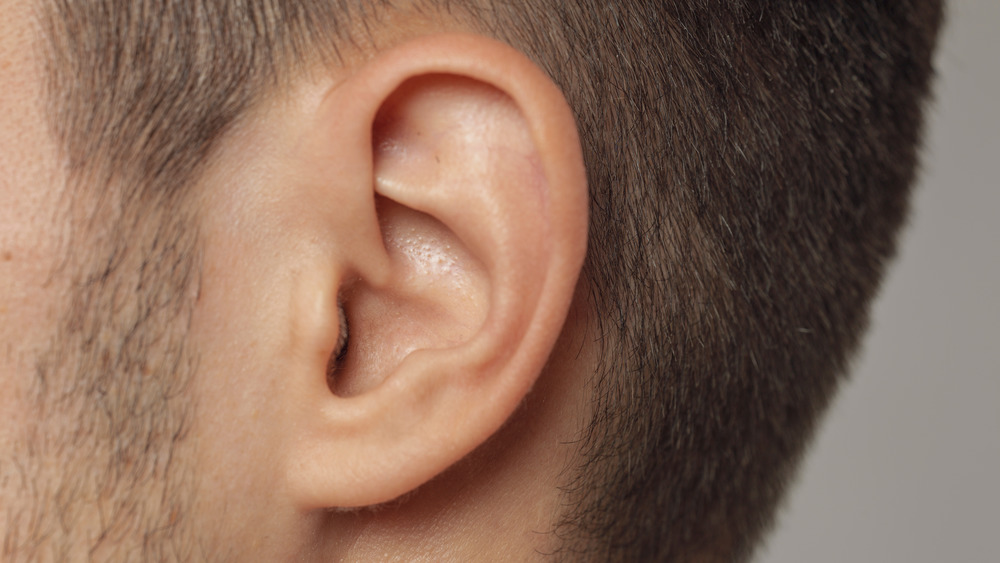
{"left": 285, "top": 34, "right": 587, "bottom": 509}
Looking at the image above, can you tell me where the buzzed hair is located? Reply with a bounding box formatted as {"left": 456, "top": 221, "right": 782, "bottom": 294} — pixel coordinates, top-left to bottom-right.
{"left": 41, "top": 1, "right": 943, "bottom": 561}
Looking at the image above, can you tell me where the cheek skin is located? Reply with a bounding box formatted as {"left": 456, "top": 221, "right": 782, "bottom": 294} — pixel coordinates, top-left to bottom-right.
{"left": 0, "top": 0, "right": 70, "bottom": 460}
{"left": 181, "top": 109, "right": 329, "bottom": 560}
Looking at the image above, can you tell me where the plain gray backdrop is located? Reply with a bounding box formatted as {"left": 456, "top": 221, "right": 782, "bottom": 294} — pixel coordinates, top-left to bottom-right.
{"left": 762, "top": 1, "right": 999, "bottom": 561}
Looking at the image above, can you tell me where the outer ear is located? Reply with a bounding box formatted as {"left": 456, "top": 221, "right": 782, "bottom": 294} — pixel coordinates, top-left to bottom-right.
{"left": 285, "top": 33, "right": 587, "bottom": 509}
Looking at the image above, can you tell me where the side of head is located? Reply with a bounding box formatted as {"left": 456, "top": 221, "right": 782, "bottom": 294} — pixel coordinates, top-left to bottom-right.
{"left": 0, "top": 0, "right": 943, "bottom": 561}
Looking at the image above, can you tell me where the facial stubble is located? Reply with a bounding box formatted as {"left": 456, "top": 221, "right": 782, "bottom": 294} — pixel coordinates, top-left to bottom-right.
{"left": 1, "top": 200, "right": 205, "bottom": 562}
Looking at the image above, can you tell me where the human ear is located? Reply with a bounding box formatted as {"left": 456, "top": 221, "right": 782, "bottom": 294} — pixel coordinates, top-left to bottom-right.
{"left": 278, "top": 33, "right": 587, "bottom": 509}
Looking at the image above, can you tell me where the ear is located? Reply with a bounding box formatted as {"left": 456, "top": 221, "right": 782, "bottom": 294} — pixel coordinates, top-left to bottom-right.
{"left": 283, "top": 33, "right": 587, "bottom": 509}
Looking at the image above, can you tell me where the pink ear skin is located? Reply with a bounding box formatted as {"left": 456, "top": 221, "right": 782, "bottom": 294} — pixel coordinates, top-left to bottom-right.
{"left": 209, "top": 33, "right": 587, "bottom": 511}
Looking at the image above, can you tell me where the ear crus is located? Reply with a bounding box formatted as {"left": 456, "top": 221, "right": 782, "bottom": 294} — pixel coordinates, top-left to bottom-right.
{"left": 284, "top": 33, "right": 587, "bottom": 509}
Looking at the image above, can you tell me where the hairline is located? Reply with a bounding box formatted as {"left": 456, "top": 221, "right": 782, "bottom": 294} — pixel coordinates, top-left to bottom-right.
{"left": 35, "top": 1, "right": 945, "bottom": 561}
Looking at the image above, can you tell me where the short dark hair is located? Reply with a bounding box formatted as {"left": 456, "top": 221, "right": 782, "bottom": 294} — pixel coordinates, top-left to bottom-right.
{"left": 42, "top": 1, "right": 943, "bottom": 561}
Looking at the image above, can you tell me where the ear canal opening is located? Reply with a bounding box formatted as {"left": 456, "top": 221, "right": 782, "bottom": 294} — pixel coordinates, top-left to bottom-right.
{"left": 326, "top": 70, "right": 538, "bottom": 401}
{"left": 325, "top": 301, "right": 350, "bottom": 394}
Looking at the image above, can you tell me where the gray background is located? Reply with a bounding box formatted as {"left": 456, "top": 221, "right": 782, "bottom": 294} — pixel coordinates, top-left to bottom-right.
{"left": 762, "top": 1, "right": 999, "bottom": 561}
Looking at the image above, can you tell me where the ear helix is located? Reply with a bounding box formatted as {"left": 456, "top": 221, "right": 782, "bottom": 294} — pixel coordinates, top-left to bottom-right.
{"left": 282, "top": 33, "right": 587, "bottom": 509}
